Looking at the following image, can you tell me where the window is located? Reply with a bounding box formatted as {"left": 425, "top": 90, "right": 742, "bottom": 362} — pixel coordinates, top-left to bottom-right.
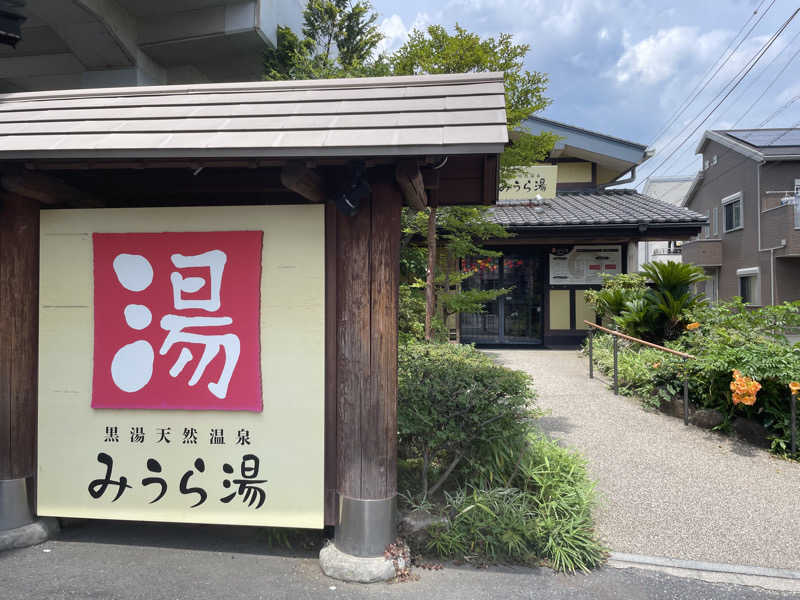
{"left": 739, "top": 276, "right": 754, "bottom": 303}
{"left": 737, "top": 267, "right": 760, "bottom": 305}
{"left": 722, "top": 192, "right": 743, "bottom": 232}
{"left": 712, "top": 206, "right": 719, "bottom": 236}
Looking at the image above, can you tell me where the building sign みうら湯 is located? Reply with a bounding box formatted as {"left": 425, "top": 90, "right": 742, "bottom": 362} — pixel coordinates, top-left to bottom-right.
{"left": 499, "top": 165, "right": 557, "bottom": 200}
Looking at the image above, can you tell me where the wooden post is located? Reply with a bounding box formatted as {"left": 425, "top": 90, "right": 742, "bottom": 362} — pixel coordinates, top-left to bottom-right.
{"left": 333, "top": 180, "right": 400, "bottom": 557}
{"left": 0, "top": 191, "right": 39, "bottom": 531}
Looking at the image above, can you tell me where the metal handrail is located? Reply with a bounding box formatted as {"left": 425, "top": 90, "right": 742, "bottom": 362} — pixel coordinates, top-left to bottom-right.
{"left": 583, "top": 320, "right": 694, "bottom": 426}
{"left": 583, "top": 320, "right": 797, "bottom": 456}
{"left": 583, "top": 321, "right": 696, "bottom": 359}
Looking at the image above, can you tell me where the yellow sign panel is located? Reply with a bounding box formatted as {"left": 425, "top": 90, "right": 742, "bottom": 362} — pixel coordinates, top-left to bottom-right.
{"left": 37, "top": 206, "right": 325, "bottom": 528}
{"left": 499, "top": 165, "right": 557, "bottom": 200}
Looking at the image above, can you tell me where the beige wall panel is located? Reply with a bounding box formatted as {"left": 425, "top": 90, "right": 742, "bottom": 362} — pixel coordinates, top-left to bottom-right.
{"left": 38, "top": 205, "right": 325, "bottom": 529}
{"left": 556, "top": 162, "right": 592, "bottom": 183}
{"left": 549, "top": 289, "right": 571, "bottom": 330}
{"left": 574, "top": 293, "right": 596, "bottom": 330}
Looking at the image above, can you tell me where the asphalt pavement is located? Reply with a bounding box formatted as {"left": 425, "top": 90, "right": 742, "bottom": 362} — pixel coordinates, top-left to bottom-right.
{"left": 1, "top": 520, "right": 797, "bottom": 600}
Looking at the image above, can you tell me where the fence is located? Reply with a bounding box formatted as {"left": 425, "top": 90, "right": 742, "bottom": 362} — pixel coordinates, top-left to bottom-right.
{"left": 584, "top": 321, "right": 695, "bottom": 426}
{"left": 583, "top": 321, "right": 798, "bottom": 457}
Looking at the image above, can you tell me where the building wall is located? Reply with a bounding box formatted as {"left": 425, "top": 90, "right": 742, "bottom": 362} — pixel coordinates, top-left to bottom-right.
{"left": 555, "top": 161, "right": 593, "bottom": 184}
{"left": 774, "top": 258, "right": 800, "bottom": 304}
{"left": 760, "top": 161, "right": 800, "bottom": 210}
{"left": 687, "top": 140, "right": 763, "bottom": 303}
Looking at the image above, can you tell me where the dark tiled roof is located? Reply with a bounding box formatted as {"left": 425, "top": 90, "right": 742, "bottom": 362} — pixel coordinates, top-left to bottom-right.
{"left": 491, "top": 189, "right": 707, "bottom": 228}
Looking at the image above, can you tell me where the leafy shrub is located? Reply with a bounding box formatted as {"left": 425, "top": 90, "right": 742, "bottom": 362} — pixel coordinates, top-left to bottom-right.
{"left": 399, "top": 284, "right": 447, "bottom": 344}
{"left": 398, "top": 342, "right": 535, "bottom": 498}
{"left": 426, "top": 433, "right": 606, "bottom": 573}
{"left": 585, "top": 300, "right": 800, "bottom": 454}
{"left": 584, "top": 262, "right": 708, "bottom": 342}
{"left": 398, "top": 343, "right": 606, "bottom": 572}
{"left": 584, "top": 273, "right": 647, "bottom": 319}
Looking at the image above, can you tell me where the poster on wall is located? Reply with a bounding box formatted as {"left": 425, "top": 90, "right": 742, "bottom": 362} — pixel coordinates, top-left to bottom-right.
{"left": 549, "top": 245, "right": 621, "bottom": 285}
{"left": 37, "top": 206, "right": 325, "bottom": 528}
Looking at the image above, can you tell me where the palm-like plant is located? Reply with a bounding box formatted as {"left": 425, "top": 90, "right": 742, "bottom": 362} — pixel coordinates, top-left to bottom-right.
{"left": 641, "top": 261, "right": 708, "bottom": 299}
{"left": 641, "top": 261, "right": 709, "bottom": 341}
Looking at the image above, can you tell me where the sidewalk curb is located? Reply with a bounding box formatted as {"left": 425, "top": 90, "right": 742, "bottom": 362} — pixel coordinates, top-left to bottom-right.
{"left": 608, "top": 552, "right": 800, "bottom": 593}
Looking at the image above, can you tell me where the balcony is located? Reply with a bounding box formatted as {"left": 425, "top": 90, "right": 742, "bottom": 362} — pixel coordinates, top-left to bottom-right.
{"left": 681, "top": 239, "right": 722, "bottom": 267}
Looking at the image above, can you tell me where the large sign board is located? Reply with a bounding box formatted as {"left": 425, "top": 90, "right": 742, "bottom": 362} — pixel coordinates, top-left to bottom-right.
{"left": 499, "top": 165, "right": 557, "bottom": 201}
{"left": 549, "top": 245, "right": 622, "bottom": 285}
{"left": 38, "top": 206, "right": 325, "bottom": 528}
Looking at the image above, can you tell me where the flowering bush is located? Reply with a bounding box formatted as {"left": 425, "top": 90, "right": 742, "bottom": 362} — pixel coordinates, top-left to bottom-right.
{"left": 585, "top": 299, "right": 800, "bottom": 455}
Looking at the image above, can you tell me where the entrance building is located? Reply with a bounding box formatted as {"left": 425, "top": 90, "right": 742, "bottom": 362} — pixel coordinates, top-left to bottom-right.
{"left": 459, "top": 117, "right": 707, "bottom": 347}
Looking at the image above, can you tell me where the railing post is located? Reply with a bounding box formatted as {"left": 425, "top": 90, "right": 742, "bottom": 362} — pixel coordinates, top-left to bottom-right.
{"left": 682, "top": 357, "right": 689, "bottom": 426}
{"left": 612, "top": 328, "right": 618, "bottom": 396}
{"left": 588, "top": 327, "right": 594, "bottom": 379}
{"left": 791, "top": 390, "right": 796, "bottom": 458}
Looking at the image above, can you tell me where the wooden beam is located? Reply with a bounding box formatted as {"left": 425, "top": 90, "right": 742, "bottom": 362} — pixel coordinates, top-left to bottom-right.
{"left": 0, "top": 171, "right": 103, "bottom": 207}
{"left": 280, "top": 163, "right": 326, "bottom": 203}
{"left": 421, "top": 168, "right": 440, "bottom": 190}
{"left": 0, "top": 191, "right": 39, "bottom": 481}
{"left": 395, "top": 160, "right": 427, "bottom": 210}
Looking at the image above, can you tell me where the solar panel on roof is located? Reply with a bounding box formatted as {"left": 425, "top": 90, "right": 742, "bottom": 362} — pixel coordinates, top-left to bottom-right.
{"left": 728, "top": 129, "right": 800, "bottom": 147}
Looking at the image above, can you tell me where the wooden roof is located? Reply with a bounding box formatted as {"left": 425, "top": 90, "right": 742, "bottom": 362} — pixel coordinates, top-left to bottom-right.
{"left": 0, "top": 73, "right": 508, "bottom": 160}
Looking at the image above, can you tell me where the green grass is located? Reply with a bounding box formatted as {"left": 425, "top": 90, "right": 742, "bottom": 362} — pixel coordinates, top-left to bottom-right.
{"left": 411, "top": 431, "right": 607, "bottom": 573}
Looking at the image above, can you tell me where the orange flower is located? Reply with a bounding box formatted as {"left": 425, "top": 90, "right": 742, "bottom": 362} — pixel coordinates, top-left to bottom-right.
{"left": 730, "top": 370, "right": 761, "bottom": 406}
{"left": 686, "top": 322, "right": 700, "bottom": 331}
{"left": 790, "top": 382, "right": 800, "bottom": 396}
{"left": 653, "top": 362, "right": 661, "bottom": 369}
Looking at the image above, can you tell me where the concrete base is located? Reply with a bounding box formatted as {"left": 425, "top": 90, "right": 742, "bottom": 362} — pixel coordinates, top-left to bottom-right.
{"left": 0, "top": 518, "right": 60, "bottom": 552}
{"left": 319, "top": 542, "right": 400, "bottom": 583}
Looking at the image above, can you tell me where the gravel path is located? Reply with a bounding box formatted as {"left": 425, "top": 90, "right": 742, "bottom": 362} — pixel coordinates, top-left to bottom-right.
{"left": 487, "top": 349, "right": 800, "bottom": 571}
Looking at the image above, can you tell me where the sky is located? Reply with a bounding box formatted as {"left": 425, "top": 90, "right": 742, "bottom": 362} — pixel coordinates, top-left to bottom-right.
{"left": 370, "top": 0, "right": 800, "bottom": 187}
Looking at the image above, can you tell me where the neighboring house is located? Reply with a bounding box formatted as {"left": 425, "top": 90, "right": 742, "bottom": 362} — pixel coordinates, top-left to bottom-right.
{"left": 0, "top": 0, "right": 303, "bottom": 91}
{"left": 457, "top": 117, "right": 706, "bottom": 347}
{"left": 638, "top": 176, "right": 695, "bottom": 268}
{"left": 681, "top": 129, "right": 800, "bottom": 306}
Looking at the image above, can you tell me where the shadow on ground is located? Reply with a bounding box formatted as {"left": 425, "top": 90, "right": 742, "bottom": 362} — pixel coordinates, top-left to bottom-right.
{"left": 55, "top": 519, "right": 324, "bottom": 558}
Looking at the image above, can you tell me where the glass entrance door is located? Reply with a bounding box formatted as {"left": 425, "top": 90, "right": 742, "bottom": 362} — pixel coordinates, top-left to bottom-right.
{"left": 502, "top": 255, "right": 544, "bottom": 343}
{"left": 460, "top": 252, "right": 545, "bottom": 344}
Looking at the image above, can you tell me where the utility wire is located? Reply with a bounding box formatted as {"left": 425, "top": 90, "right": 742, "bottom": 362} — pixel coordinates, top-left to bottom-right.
{"left": 646, "top": 1, "right": 785, "bottom": 178}
{"left": 639, "top": 7, "right": 799, "bottom": 182}
{"left": 648, "top": 0, "right": 774, "bottom": 147}
{"left": 651, "top": 119, "right": 800, "bottom": 206}
{"left": 704, "top": 22, "right": 800, "bottom": 131}
{"left": 759, "top": 94, "right": 800, "bottom": 127}
{"left": 732, "top": 33, "right": 800, "bottom": 127}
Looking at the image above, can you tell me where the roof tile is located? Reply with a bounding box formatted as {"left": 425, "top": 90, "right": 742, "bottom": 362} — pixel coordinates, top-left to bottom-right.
{"left": 492, "top": 189, "right": 707, "bottom": 228}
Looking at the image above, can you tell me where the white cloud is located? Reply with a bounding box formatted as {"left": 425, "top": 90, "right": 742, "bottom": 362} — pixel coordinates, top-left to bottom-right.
{"left": 376, "top": 12, "right": 432, "bottom": 55}
{"left": 613, "top": 26, "right": 730, "bottom": 85}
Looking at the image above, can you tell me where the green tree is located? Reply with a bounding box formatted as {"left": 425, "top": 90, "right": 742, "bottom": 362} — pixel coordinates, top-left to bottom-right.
{"left": 263, "top": 0, "right": 388, "bottom": 80}
{"left": 391, "top": 24, "right": 554, "bottom": 338}
{"left": 391, "top": 24, "right": 557, "bottom": 179}
{"left": 401, "top": 206, "right": 512, "bottom": 341}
